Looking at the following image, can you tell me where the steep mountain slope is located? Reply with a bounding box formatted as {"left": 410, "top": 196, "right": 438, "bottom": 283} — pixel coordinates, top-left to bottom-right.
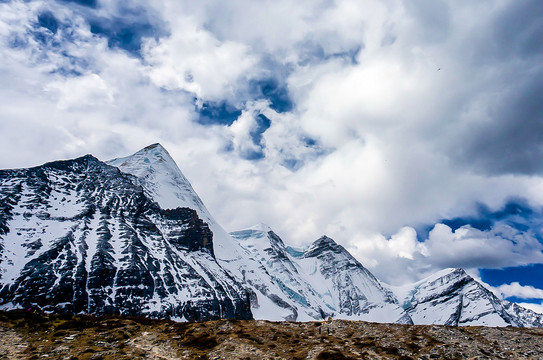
{"left": 392, "top": 268, "right": 543, "bottom": 327}
{"left": 226, "top": 224, "right": 329, "bottom": 321}
{"left": 0, "top": 152, "right": 251, "bottom": 320}
{"left": 106, "top": 146, "right": 412, "bottom": 323}
{"left": 227, "top": 225, "right": 412, "bottom": 323}
{"left": 291, "top": 235, "right": 412, "bottom": 323}
{"left": 107, "top": 143, "right": 240, "bottom": 261}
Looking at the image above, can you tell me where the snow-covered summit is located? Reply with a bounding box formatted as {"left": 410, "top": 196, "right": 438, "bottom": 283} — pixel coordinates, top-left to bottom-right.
{"left": 107, "top": 144, "right": 238, "bottom": 260}
{"left": 303, "top": 235, "right": 345, "bottom": 256}
{"left": 247, "top": 223, "right": 274, "bottom": 233}
{"left": 107, "top": 143, "right": 208, "bottom": 214}
{"left": 391, "top": 267, "right": 543, "bottom": 327}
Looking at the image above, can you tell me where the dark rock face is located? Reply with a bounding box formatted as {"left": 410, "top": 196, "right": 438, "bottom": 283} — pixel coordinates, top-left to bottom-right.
{"left": 0, "top": 155, "right": 252, "bottom": 321}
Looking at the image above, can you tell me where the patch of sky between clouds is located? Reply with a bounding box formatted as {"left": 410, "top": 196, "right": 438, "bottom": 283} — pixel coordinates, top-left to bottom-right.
{"left": 60, "top": 0, "right": 97, "bottom": 8}
{"left": 248, "top": 78, "right": 294, "bottom": 113}
{"left": 406, "top": 198, "right": 543, "bottom": 297}
{"left": 507, "top": 297, "right": 542, "bottom": 305}
{"left": 15, "top": 0, "right": 166, "bottom": 76}
{"left": 33, "top": 12, "right": 63, "bottom": 48}
{"left": 37, "top": 11, "right": 59, "bottom": 34}
{"left": 196, "top": 98, "right": 324, "bottom": 167}
{"left": 246, "top": 114, "right": 271, "bottom": 160}
{"left": 17, "top": 9, "right": 88, "bottom": 77}
{"left": 196, "top": 100, "right": 242, "bottom": 126}
{"left": 481, "top": 264, "right": 543, "bottom": 290}
{"left": 89, "top": 15, "right": 167, "bottom": 56}
{"left": 47, "top": 0, "right": 170, "bottom": 57}
{"left": 195, "top": 78, "right": 294, "bottom": 126}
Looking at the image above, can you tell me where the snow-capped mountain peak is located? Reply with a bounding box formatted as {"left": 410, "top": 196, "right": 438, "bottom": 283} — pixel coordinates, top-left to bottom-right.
{"left": 303, "top": 235, "right": 346, "bottom": 257}
{"left": 107, "top": 144, "right": 240, "bottom": 260}
{"left": 107, "top": 143, "right": 207, "bottom": 213}
{"left": 225, "top": 227, "right": 412, "bottom": 323}
{"left": 391, "top": 267, "right": 543, "bottom": 327}
{"left": 248, "top": 223, "right": 274, "bottom": 233}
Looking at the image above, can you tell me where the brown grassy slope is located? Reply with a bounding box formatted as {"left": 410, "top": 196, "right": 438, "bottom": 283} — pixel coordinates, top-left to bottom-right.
{"left": 0, "top": 310, "right": 542, "bottom": 359}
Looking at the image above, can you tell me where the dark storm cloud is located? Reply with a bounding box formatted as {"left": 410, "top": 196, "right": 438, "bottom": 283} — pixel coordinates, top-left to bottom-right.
{"left": 440, "top": 0, "right": 543, "bottom": 176}
{"left": 453, "top": 71, "right": 543, "bottom": 175}
{"left": 492, "top": 0, "right": 543, "bottom": 58}
{"left": 403, "top": 0, "right": 451, "bottom": 43}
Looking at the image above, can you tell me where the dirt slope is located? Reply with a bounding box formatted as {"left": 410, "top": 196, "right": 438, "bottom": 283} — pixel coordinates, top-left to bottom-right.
{"left": 0, "top": 310, "right": 542, "bottom": 359}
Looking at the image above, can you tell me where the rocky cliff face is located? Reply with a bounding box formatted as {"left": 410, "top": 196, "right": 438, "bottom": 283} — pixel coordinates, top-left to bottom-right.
{"left": 0, "top": 151, "right": 251, "bottom": 321}
{"left": 106, "top": 143, "right": 238, "bottom": 262}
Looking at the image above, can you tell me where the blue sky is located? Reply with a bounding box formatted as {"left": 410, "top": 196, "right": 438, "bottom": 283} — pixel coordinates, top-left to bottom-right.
{"left": 0, "top": 0, "right": 542, "bottom": 312}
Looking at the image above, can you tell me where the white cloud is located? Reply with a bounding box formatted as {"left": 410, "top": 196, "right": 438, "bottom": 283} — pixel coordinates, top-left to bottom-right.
{"left": 228, "top": 108, "right": 263, "bottom": 158}
{"left": 347, "top": 223, "right": 543, "bottom": 285}
{"left": 424, "top": 224, "right": 543, "bottom": 268}
{"left": 44, "top": 74, "right": 115, "bottom": 110}
{"left": 498, "top": 282, "right": 543, "bottom": 300}
{"left": 142, "top": 15, "right": 257, "bottom": 101}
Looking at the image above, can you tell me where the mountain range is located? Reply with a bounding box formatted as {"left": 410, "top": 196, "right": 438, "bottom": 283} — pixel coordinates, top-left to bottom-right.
{"left": 0, "top": 143, "right": 541, "bottom": 326}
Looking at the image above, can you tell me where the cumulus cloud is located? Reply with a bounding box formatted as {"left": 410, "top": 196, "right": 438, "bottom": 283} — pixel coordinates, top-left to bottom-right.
{"left": 44, "top": 73, "right": 115, "bottom": 109}
{"left": 498, "top": 282, "right": 543, "bottom": 300}
{"left": 0, "top": 0, "right": 543, "bottom": 287}
{"left": 348, "top": 222, "right": 543, "bottom": 285}
{"left": 143, "top": 21, "right": 257, "bottom": 101}
{"left": 424, "top": 224, "right": 543, "bottom": 269}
